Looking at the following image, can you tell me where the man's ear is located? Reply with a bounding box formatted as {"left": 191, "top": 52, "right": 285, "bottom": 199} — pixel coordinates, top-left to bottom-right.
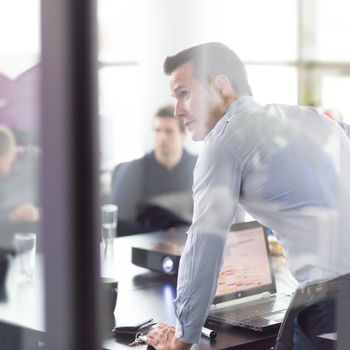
{"left": 212, "top": 74, "right": 233, "bottom": 97}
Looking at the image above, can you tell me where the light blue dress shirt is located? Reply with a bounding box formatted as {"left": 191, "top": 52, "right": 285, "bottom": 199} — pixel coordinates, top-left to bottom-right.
{"left": 174, "top": 96, "right": 350, "bottom": 344}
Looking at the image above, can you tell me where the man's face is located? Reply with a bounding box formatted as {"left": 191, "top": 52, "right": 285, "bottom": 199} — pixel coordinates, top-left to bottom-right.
{"left": 153, "top": 116, "right": 185, "bottom": 157}
{"left": 170, "top": 61, "right": 224, "bottom": 141}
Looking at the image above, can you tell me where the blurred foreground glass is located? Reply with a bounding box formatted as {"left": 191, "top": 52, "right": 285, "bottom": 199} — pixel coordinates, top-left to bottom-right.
{"left": 101, "top": 204, "right": 118, "bottom": 249}
{"left": 14, "top": 233, "right": 36, "bottom": 283}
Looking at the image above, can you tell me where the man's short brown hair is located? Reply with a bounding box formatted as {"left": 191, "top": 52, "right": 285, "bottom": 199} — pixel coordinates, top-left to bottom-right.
{"left": 155, "top": 104, "right": 185, "bottom": 133}
{"left": 163, "top": 42, "right": 252, "bottom": 96}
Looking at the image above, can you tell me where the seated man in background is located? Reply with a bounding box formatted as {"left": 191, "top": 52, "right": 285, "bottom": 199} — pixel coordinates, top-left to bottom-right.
{"left": 0, "top": 125, "right": 40, "bottom": 250}
{"left": 110, "top": 105, "right": 197, "bottom": 236}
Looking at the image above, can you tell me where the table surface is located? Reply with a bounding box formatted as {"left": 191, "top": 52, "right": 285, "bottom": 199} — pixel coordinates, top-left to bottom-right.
{"left": 0, "top": 227, "right": 298, "bottom": 350}
{"left": 102, "top": 228, "right": 298, "bottom": 350}
{"left": 0, "top": 253, "right": 45, "bottom": 332}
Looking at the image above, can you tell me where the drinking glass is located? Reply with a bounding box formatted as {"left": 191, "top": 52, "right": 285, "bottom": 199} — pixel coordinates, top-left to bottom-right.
{"left": 14, "top": 233, "right": 36, "bottom": 283}
{"left": 101, "top": 204, "right": 118, "bottom": 249}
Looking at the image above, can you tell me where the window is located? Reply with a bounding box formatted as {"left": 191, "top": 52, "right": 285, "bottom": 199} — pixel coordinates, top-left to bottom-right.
{"left": 322, "top": 75, "right": 350, "bottom": 123}
{"left": 314, "top": 0, "right": 350, "bottom": 62}
{"left": 97, "top": 0, "right": 300, "bottom": 171}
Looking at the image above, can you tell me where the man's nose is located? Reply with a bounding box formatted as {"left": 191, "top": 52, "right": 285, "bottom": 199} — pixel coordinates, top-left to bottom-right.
{"left": 159, "top": 132, "right": 167, "bottom": 141}
{"left": 174, "top": 101, "right": 185, "bottom": 118}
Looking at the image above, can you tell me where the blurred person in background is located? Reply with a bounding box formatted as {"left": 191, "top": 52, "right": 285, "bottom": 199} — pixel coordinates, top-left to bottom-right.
{"left": 323, "top": 108, "right": 350, "bottom": 139}
{"left": 110, "top": 105, "right": 197, "bottom": 236}
{"left": 0, "top": 66, "right": 41, "bottom": 146}
{"left": 0, "top": 125, "right": 40, "bottom": 237}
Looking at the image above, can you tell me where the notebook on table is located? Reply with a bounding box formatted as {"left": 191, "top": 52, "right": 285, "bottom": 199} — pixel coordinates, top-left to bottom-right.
{"left": 207, "top": 221, "right": 292, "bottom": 332}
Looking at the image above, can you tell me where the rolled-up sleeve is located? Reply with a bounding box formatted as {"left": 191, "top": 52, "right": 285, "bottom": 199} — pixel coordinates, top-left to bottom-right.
{"left": 174, "top": 136, "right": 241, "bottom": 343}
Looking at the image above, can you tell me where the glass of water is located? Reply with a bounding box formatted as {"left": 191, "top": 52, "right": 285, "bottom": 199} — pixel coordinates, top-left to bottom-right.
{"left": 14, "top": 233, "right": 36, "bottom": 284}
{"left": 101, "top": 204, "right": 118, "bottom": 249}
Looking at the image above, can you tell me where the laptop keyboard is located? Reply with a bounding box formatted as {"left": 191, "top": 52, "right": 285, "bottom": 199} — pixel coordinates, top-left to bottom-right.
{"left": 213, "top": 295, "right": 290, "bottom": 321}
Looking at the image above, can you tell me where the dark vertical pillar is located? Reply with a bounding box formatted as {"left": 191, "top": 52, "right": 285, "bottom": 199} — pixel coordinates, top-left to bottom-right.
{"left": 41, "top": 0, "right": 99, "bottom": 349}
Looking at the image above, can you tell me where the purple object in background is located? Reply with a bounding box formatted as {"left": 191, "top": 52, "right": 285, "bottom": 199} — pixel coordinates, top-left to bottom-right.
{"left": 0, "top": 65, "right": 41, "bottom": 144}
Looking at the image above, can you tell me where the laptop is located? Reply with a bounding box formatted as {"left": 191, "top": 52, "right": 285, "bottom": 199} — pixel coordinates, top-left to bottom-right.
{"left": 207, "top": 221, "right": 292, "bottom": 332}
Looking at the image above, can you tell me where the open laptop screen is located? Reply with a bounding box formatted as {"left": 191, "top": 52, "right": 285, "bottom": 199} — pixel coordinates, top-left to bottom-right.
{"left": 214, "top": 221, "right": 276, "bottom": 304}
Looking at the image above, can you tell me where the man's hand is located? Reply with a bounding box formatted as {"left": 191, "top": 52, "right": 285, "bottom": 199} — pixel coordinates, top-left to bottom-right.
{"left": 9, "top": 202, "right": 40, "bottom": 222}
{"left": 147, "top": 323, "right": 192, "bottom": 350}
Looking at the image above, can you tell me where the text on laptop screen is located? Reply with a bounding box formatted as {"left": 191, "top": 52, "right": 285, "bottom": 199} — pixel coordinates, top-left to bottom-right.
{"left": 216, "top": 225, "right": 272, "bottom": 297}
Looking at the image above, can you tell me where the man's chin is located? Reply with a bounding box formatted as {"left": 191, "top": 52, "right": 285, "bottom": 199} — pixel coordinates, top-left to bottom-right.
{"left": 159, "top": 150, "right": 173, "bottom": 157}
{"left": 191, "top": 130, "right": 207, "bottom": 142}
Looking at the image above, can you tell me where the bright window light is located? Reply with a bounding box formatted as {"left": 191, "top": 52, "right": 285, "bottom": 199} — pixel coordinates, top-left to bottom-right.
{"left": 322, "top": 75, "right": 350, "bottom": 123}
{"left": 247, "top": 65, "right": 298, "bottom": 105}
{"left": 99, "top": 66, "right": 147, "bottom": 169}
{"left": 98, "top": 0, "right": 147, "bottom": 62}
{"left": 195, "top": 0, "right": 298, "bottom": 62}
{"left": 0, "top": 0, "right": 40, "bottom": 77}
{"left": 315, "top": 0, "right": 350, "bottom": 61}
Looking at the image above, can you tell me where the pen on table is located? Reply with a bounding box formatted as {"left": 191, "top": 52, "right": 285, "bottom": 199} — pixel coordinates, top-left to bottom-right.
{"left": 202, "top": 326, "right": 217, "bottom": 340}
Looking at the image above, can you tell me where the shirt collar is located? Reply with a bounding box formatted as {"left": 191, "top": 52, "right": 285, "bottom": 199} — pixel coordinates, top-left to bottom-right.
{"left": 225, "top": 95, "right": 257, "bottom": 117}
{"left": 205, "top": 96, "right": 257, "bottom": 141}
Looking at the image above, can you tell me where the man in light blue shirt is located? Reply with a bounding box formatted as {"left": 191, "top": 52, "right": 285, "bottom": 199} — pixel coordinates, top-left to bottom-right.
{"left": 147, "top": 43, "right": 350, "bottom": 350}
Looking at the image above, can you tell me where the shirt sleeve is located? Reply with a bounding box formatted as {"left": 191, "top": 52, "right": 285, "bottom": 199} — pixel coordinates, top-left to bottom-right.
{"left": 174, "top": 137, "right": 242, "bottom": 344}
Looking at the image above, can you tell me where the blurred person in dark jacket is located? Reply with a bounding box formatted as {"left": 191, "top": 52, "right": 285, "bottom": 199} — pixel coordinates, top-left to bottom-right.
{"left": 110, "top": 105, "right": 197, "bottom": 236}
{"left": 0, "top": 125, "right": 40, "bottom": 240}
